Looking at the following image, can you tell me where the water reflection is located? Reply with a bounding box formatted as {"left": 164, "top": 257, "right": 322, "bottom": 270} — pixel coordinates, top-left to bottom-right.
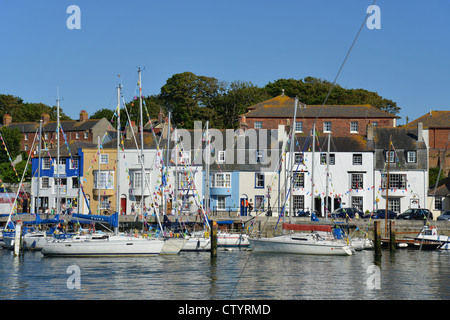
{"left": 0, "top": 248, "right": 448, "bottom": 300}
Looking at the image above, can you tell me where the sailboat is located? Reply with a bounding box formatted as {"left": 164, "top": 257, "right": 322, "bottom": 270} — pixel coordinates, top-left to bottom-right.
{"left": 132, "top": 71, "right": 187, "bottom": 254}
{"left": 250, "top": 223, "right": 353, "bottom": 255}
{"left": 41, "top": 212, "right": 164, "bottom": 256}
{"left": 248, "top": 98, "right": 353, "bottom": 256}
{"left": 41, "top": 83, "right": 165, "bottom": 257}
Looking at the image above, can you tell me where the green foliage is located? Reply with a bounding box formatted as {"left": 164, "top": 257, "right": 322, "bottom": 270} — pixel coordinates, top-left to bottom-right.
{"left": 212, "top": 81, "right": 271, "bottom": 129}
{"left": 429, "top": 167, "right": 445, "bottom": 188}
{"left": 90, "top": 73, "right": 401, "bottom": 130}
{"left": 0, "top": 94, "right": 71, "bottom": 122}
{"left": 264, "top": 77, "right": 400, "bottom": 115}
{"left": 0, "top": 126, "right": 22, "bottom": 163}
{"left": 160, "top": 72, "right": 223, "bottom": 129}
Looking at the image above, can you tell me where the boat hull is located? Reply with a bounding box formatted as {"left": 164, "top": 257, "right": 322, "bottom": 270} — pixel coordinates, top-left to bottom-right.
{"left": 161, "top": 238, "right": 188, "bottom": 254}
{"left": 415, "top": 235, "right": 450, "bottom": 250}
{"left": 23, "top": 233, "right": 47, "bottom": 250}
{"left": 218, "top": 233, "right": 251, "bottom": 248}
{"left": 41, "top": 235, "right": 165, "bottom": 257}
{"left": 249, "top": 235, "right": 353, "bottom": 256}
{"left": 181, "top": 237, "right": 211, "bottom": 251}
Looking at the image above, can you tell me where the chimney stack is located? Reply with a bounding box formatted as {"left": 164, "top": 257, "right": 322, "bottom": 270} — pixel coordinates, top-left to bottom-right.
{"left": 3, "top": 114, "right": 12, "bottom": 126}
{"left": 79, "top": 110, "right": 88, "bottom": 122}
{"left": 126, "top": 121, "right": 137, "bottom": 140}
{"left": 41, "top": 113, "right": 50, "bottom": 124}
{"left": 239, "top": 116, "right": 248, "bottom": 132}
{"left": 367, "top": 123, "right": 374, "bottom": 141}
{"left": 158, "top": 108, "right": 164, "bottom": 122}
{"left": 418, "top": 122, "right": 423, "bottom": 142}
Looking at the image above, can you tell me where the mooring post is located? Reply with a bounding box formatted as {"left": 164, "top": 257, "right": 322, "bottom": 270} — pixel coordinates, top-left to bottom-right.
{"left": 374, "top": 220, "right": 382, "bottom": 257}
{"left": 211, "top": 220, "right": 217, "bottom": 258}
{"left": 389, "top": 220, "right": 396, "bottom": 252}
{"left": 14, "top": 221, "right": 22, "bottom": 257}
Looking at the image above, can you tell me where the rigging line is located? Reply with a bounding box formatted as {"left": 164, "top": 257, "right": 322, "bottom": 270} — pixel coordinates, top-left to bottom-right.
{"left": 314, "top": 0, "right": 378, "bottom": 122}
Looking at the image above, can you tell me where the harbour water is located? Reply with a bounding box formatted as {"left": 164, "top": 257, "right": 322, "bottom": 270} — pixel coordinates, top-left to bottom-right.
{"left": 0, "top": 248, "right": 449, "bottom": 300}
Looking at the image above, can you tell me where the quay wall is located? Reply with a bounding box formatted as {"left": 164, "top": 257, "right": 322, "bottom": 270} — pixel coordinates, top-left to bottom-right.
{"left": 2, "top": 213, "right": 450, "bottom": 239}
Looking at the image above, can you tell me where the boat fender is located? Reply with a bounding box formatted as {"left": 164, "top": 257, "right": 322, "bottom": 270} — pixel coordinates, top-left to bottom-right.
{"left": 204, "top": 231, "right": 210, "bottom": 239}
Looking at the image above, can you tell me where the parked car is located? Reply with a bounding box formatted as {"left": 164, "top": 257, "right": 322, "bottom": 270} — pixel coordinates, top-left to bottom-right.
{"left": 363, "top": 209, "right": 397, "bottom": 220}
{"left": 437, "top": 211, "right": 450, "bottom": 221}
{"left": 295, "top": 210, "right": 310, "bottom": 217}
{"left": 329, "top": 207, "right": 363, "bottom": 219}
{"left": 396, "top": 209, "right": 433, "bottom": 220}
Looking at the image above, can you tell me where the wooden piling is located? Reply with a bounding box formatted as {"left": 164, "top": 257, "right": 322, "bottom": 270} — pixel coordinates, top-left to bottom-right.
{"left": 13, "top": 222, "right": 22, "bottom": 257}
{"left": 210, "top": 220, "right": 217, "bottom": 258}
{"left": 374, "top": 220, "right": 382, "bottom": 257}
{"left": 389, "top": 220, "right": 396, "bottom": 252}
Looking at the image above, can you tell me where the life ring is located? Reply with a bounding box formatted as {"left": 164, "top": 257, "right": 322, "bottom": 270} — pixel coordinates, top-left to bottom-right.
{"left": 204, "top": 231, "right": 210, "bottom": 239}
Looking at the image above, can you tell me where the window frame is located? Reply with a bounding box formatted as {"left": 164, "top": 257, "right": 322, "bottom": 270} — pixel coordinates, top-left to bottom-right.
{"left": 217, "top": 196, "right": 226, "bottom": 211}
{"left": 350, "top": 121, "right": 358, "bottom": 133}
{"left": 406, "top": 150, "right": 417, "bottom": 163}
{"left": 352, "top": 154, "right": 363, "bottom": 165}
{"left": 255, "top": 173, "right": 264, "bottom": 189}
{"left": 351, "top": 173, "right": 364, "bottom": 189}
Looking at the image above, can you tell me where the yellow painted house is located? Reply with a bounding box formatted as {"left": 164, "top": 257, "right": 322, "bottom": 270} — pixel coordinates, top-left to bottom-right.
{"left": 80, "top": 146, "right": 118, "bottom": 215}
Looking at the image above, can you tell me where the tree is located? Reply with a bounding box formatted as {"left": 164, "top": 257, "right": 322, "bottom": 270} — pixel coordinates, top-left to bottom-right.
{"left": 212, "top": 81, "right": 271, "bottom": 129}
{"left": 264, "top": 77, "right": 400, "bottom": 115}
{"left": 0, "top": 94, "right": 71, "bottom": 122}
{"left": 0, "top": 126, "right": 22, "bottom": 163}
{"left": 0, "top": 126, "right": 25, "bottom": 183}
{"left": 159, "top": 72, "right": 223, "bottom": 129}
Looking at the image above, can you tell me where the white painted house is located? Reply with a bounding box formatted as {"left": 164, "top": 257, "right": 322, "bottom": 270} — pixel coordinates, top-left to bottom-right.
{"left": 286, "top": 134, "right": 375, "bottom": 217}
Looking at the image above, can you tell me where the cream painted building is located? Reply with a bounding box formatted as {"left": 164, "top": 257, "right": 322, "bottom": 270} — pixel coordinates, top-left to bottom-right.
{"left": 81, "top": 146, "right": 118, "bottom": 215}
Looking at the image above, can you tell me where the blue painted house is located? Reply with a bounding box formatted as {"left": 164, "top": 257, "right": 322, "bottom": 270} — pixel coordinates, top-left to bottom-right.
{"left": 30, "top": 141, "right": 93, "bottom": 214}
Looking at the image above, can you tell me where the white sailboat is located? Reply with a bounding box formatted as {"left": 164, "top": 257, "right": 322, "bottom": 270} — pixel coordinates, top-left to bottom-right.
{"left": 42, "top": 231, "right": 164, "bottom": 257}
{"left": 42, "top": 84, "right": 165, "bottom": 257}
{"left": 250, "top": 223, "right": 352, "bottom": 256}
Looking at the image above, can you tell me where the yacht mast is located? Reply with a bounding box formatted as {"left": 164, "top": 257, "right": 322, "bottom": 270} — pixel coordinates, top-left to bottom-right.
{"left": 165, "top": 110, "right": 171, "bottom": 216}
{"left": 325, "top": 133, "right": 330, "bottom": 220}
{"left": 310, "top": 123, "right": 316, "bottom": 215}
{"left": 37, "top": 119, "right": 42, "bottom": 216}
{"left": 205, "top": 121, "right": 210, "bottom": 216}
{"left": 288, "top": 98, "right": 298, "bottom": 221}
{"left": 138, "top": 68, "right": 145, "bottom": 216}
{"left": 56, "top": 91, "right": 60, "bottom": 216}
{"left": 115, "top": 84, "right": 121, "bottom": 234}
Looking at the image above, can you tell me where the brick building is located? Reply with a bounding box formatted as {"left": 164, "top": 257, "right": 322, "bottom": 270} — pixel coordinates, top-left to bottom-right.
{"left": 2, "top": 110, "right": 114, "bottom": 153}
{"left": 239, "top": 94, "right": 398, "bottom": 137}
{"left": 405, "top": 111, "right": 450, "bottom": 176}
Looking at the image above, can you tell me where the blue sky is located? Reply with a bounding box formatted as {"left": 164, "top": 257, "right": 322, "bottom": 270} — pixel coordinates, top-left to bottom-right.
{"left": 0, "top": 0, "right": 449, "bottom": 125}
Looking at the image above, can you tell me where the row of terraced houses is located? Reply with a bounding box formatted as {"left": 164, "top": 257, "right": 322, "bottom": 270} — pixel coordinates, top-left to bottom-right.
{"left": 2, "top": 94, "right": 450, "bottom": 219}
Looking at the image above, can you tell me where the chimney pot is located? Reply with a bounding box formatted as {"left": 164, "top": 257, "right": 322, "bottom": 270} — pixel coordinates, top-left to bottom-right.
{"left": 41, "top": 113, "right": 50, "bottom": 124}
{"left": 79, "top": 110, "right": 88, "bottom": 122}
{"left": 3, "top": 113, "right": 12, "bottom": 126}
